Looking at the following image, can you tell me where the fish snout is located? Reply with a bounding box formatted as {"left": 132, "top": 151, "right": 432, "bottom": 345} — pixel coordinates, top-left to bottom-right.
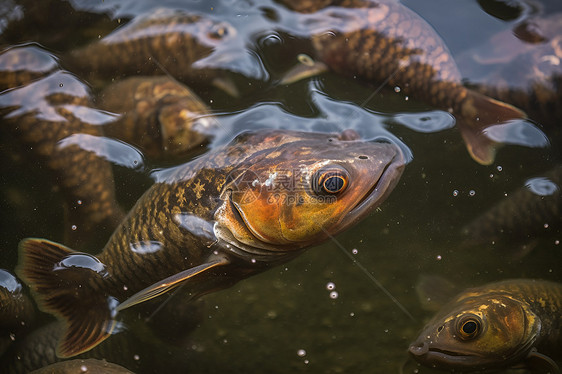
{"left": 409, "top": 340, "right": 429, "bottom": 356}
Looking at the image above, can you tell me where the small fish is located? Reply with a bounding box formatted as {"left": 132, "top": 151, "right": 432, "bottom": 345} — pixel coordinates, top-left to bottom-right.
{"left": 17, "top": 128, "right": 405, "bottom": 358}
{"left": 65, "top": 8, "right": 241, "bottom": 95}
{"left": 409, "top": 279, "right": 562, "bottom": 373}
{"left": 461, "top": 165, "right": 562, "bottom": 253}
{"left": 97, "top": 76, "right": 220, "bottom": 160}
{"left": 0, "top": 45, "right": 126, "bottom": 249}
{"left": 278, "top": 0, "right": 527, "bottom": 165}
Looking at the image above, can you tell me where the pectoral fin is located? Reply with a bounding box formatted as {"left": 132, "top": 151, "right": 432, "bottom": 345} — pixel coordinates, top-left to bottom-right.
{"left": 116, "top": 258, "right": 229, "bottom": 312}
{"left": 279, "top": 54, "right": 328, "bottom": 85}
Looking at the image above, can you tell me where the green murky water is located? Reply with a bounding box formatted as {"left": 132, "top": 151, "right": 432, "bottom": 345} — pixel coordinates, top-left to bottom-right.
{"left": 1, "top": 0, "right": 561, "bottom": 373}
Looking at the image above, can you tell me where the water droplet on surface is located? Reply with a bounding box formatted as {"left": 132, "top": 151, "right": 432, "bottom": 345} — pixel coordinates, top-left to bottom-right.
{"left": 297, "top": 349, "right": 306, "bottom": 357}
{"left": 133, "top": 354, "right": 140, "bottom": 361}
{"left": 80, "top": 365, "right": 88, "bottom": 373}
{"left": 436, "top": 255, "right": 442, "bottom": 260}
{"left": 77, "top": 200, "right": 82, "bottom": 205}
{"left": 394, "top": 86, "right": 401, "bottom": 93}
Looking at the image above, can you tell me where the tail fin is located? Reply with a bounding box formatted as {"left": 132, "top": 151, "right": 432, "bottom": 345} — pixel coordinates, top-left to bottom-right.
{"left": 16, "top": 238, "right": 117, "bottom": 358}
{"left": 457, "top": 90, "right": 526, "bottom": 165}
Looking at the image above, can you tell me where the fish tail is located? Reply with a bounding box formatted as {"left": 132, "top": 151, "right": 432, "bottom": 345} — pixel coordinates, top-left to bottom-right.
{"left": 16, "top": 238, "right": 116, "bottom": 358}
{"left": 457, "top": 90, "right": 526, "bottom": 165}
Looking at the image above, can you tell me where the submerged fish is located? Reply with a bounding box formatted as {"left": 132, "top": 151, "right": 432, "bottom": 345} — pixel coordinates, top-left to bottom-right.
{"left": 97, "top": 76, "right": 219, "bottom": 161}
{"left": 278, "top": 0, "right": 527, "bottom": 165}
{"left": 0, "top": 269, "right": 34, "bottom": 334}
{"left": 409, "top": 279, "right": 562, "bottom": 373}
{"left": 0, "top": 44, "right": 125, "bottom": 249}
{"left": 29, "top": 359, "right": 135, "bottom": 374}
{"left": 65, "top": 8, "right": 241, "bottom": 94}
{"left": 461, "top": 165, "right": 562, "bottom": 252}
{"left": 17, "top": 128, "right": 405, "bottom": 358}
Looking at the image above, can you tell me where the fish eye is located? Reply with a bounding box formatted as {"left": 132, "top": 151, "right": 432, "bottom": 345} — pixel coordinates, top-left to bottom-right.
{"left": 456, "top": 315, "right": 481, "bottom": 340}
{"left": 312, "top": 166, "right": 349, "bottom": 195}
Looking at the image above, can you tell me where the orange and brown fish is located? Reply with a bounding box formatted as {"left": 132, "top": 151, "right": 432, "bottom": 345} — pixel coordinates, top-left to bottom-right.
{"left": 410, "top": 278, "right": 562, "bottom": 373}
{"left": 17, "top": 128, "right": 405, "bottom": 358}
{"left": 278, "top": 0, "right": 527, "bottom": 164}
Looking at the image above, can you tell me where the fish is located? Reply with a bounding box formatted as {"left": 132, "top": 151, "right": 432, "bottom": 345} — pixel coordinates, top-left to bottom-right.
{"left": 409, "top": 278, "right": 562, "bottom": 373}
{"left": 0, "top": 44, "right": 126, "bottom": 250}
{"left": 29, "top": 359, "right": 135, "bottom": 374}
{"left": 0, "top": 268, "right": 35, "bottom": 358}
{"left": 461, "top": 165, "right": 562, "bottom": 253}
{"left": 0, "top": 269, "right": 34, "bottom": 334}
{"left": 458, "top": 13, "right": 562, "bottom": 129}
{"left": 64, "top": 8, "right": 241, "bottom": 95}
{"left": 16, "top": 128, "right": 406, "bottom": 358}
{"left": 278, "top": 0, "right": 527, "bottom": 165}
{"left": 97, "top": 76, "right": 220, "bottom": 161}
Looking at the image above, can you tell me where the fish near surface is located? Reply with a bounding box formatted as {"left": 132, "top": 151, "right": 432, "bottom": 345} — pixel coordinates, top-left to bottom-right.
{"left": 409, "top": 279, "right": 562, "bottom": 373}
{"left": 97, "top": 76, "right": 220, "bottom": 161}
{"left": 0, "top": 44, "right": 125, "bottom": 249}
{"left": 459, "top": 13, "right": 562, "bottom": 129}
{"left": 65, "top": 8, "right": 241, "bottom": 94}
{"left": 16, "top": 128, "right": 406, "bottom": 358}
{"left": 278, "top": 0, "right": 527, "bottom": 165}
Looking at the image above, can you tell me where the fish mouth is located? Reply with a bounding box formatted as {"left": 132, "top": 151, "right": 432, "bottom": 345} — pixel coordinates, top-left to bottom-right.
{"left": 336, "top": 144, "right": 405, "bottom": 234}
{"left": 409, "top": 342, "right": 488, "bottom": 368}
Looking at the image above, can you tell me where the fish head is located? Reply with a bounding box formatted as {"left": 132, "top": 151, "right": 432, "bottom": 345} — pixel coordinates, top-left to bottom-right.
{"left": 215, "top": 129, "right": 405, "bottom": 254}
{"left": 409, "top": 294, "right": 540, "bottom": 371}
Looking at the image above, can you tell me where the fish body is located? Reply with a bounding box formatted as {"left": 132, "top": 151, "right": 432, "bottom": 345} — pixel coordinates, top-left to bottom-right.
{"left": 279, "top": 0, "right": 527, "bottom": 164}
{"left": 0, "top": 44, "right": 125, "bottom": 249}
{"left": 409, "top": 279, "right": 562, "bottom": 372}
{"left": 98, "top": 76, "right": 219, "bottom": 160}
{"left": 460, "top": 13, "right": 562, "bottom": 129}
{"left": 65, "top": 8, "right": 239, "bottom": 89}
{"left": 462, "top": 165, "right": 562, "bottom": 249}
{"left": 17, "top": 128, "right": 405, "bottom": 358}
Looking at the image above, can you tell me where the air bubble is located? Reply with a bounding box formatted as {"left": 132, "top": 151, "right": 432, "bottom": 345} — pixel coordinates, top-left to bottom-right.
{"left": 436, "top": 255, "right": 442, "bottom": 260}
{"left": 468, "top": 190, "right": 476, "bottom": 196}
{"left": 77, "top": 200, "right": 82, "bottom": 205}
{"left": 394, "top": 86, "right": 401, "bottom": 93}
{"left": 326, "top": 282, "right": 335, "bottom": 291}
{"left": 133, "top": 354, "right": 140, "bottom": 361}
{"left": 71, "top": 225, "right": 77, "bottom": 231}
{"left": 352, "top": 248, "right": 358, "bottom": 255}
{"left": 329, "top": 291, "right": 339, "bottom": 299}
{"left": 497, "top": 166, "right": 503, "bottom": 171}
{"left": 452, "top": 190, "right": 459, "bottom": 197}
{"left": 297, "top": 349, "right": 306, "bottom": 357}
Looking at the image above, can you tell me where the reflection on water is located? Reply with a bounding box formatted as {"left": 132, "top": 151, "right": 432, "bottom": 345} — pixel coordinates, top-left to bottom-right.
{"left": 1, "top": 0, "right": 561, "bottom": 373}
